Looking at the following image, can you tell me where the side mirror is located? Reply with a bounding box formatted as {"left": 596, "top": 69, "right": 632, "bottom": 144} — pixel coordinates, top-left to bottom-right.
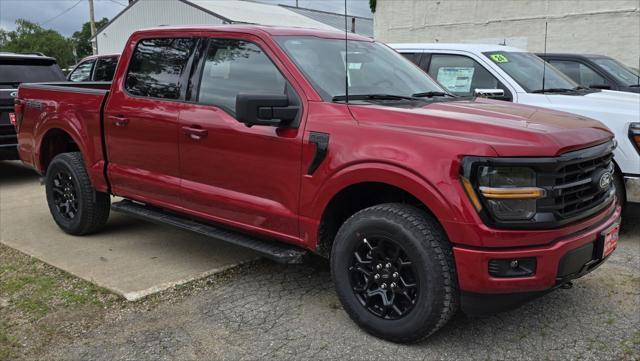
{"left": 236, "top": 93, "right": 299, "bottom": 127}
{"left": 474, "top": 88, "right": 505, "bottom": 98}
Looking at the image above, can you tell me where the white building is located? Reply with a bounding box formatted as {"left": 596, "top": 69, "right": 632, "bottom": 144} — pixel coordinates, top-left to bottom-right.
{"left": 373, "top": 0, "right": 640, "bottom": 67}
{"left": 94, "top": 0, "right": 372, "bottom": 54}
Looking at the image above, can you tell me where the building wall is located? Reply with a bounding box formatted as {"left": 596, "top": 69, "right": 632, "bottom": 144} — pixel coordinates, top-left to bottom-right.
{"left": 95, "top": 0, "right": 225, "bottom": 54}
{"left": 374, "top": 0, "right": 640, "bottom": 67}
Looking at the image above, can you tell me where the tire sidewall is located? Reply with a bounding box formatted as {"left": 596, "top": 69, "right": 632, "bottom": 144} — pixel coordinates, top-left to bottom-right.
{"left": 331, "top": 213, "right": 448, "bottom": 341}
{"left": 45, "top": 156, "right": 87, "bottom": 233}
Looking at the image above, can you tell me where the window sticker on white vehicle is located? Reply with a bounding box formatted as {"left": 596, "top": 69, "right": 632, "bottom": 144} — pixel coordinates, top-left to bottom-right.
{"left": 489, "top": 54, "right": 509, "bottom": 63}
{"left": 436, "top": 67, "right": 475, "bottom": 93}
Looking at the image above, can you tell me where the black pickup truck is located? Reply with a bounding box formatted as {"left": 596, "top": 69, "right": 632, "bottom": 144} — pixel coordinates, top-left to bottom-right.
{"left": 537, "top": 53, "right": 640, "bottom": 93}
{"left": 0, "top": 52, "right": 66, "bottom": 160}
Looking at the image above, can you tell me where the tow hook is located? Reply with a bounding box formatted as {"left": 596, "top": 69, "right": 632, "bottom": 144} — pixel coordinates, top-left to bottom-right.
{"left": 560, "top": 281, "right": 573, "bottom": 290}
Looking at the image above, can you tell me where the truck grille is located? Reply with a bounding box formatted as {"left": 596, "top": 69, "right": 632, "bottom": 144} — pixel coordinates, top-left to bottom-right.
{"left": 537, "top": 142, "right": 615, "bottom": 222}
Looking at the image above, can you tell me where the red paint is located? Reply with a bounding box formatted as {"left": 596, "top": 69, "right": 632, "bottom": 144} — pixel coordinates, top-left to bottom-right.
{"left": 16, "top": 25, "right": 619, "bottom": 296}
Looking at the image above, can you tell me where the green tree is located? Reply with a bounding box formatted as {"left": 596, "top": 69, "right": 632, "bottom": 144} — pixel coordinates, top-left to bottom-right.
{"left": 0, "top": 19, "right": 74, "bottom": 68}
{"left": 71, "top": 18, "right": 109, "bottom": 60}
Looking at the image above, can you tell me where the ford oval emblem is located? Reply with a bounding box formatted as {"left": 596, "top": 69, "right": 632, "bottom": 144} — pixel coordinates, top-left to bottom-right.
{"left": 599, "top": 172, "right": 612, "bottom": 190}
{"left": 9, "top": 91, "right": 17, "bottom": 98}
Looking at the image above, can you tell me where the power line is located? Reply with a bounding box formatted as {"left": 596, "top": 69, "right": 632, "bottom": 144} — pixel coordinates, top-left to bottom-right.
{"left": 41, "top": 0, "right": 83, "bottom": 25}
{"left": 105, "top": 0, "right": 127, "bottom": 7}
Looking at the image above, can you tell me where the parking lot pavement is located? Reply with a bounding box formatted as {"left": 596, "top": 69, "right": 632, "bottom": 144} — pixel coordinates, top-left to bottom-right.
{"left": 39, "top": 206, "right": 639, "bottom": 361}
{"left": 0, "top": 161, "right": 259, "bottom": 300}
{"left": 2, "top": 160, "right": 638, "bottom": 360}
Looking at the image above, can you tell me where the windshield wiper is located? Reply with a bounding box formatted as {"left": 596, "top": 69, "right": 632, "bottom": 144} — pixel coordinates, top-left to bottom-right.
{"left": 411, "top": 91, "right": 454, "bottom": 98}
{"left": 530, "top": 87, "right": 577, "bottom": 94}
{"left": 332, "top": 94, "right": 419, "bottom": 102}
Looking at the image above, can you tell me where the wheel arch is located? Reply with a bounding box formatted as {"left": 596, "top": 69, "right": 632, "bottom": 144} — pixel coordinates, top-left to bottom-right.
{"left": 309, "top": 162, "right": 462, "bottom": 257}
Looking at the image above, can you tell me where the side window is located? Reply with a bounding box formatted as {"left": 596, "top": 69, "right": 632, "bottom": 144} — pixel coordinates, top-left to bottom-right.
{"left": 197, "top": 39, "right": 286, "bottom": 115}
{"left": 548, "top": 60, "right": 609, "bottom": 87}
{"left": 401, "top": 52, "right": 422, "bottom": 65}
{"left": 428, "top": 54, "right": 510, "bottom": 98}
{"left": 69, "top": 60, "right": 95, "bottom": 82}
{"left": 125, "top": 38, "right": 196, "bottom": 99}
{"left": 94, "top": 56, "right": 118, "bottom": 82}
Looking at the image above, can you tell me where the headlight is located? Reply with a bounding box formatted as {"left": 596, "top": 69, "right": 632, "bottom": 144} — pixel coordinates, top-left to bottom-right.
{"left": 630, "top": 122, "right": 640, "bottom": 153}
{"left": 462, "top": 166, "right": 545, "bottom": 221}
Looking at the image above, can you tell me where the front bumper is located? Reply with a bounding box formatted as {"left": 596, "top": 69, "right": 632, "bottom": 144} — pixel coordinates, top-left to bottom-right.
{"left": 624, "top": 175, "right": 640, "bottom": 203}
{"left": 453, "top": 203, "right": 621, "bottom": 316}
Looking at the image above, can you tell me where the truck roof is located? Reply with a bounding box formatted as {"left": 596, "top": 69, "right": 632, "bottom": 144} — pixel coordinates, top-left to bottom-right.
{"left": 389, "top": 43, "right": 527, "bottom": 53}
{"left": 131, "top": 24, "right": 372, "bottom": 41}
{"left": 0, "top": 52, "right": 57, "bottom": 62}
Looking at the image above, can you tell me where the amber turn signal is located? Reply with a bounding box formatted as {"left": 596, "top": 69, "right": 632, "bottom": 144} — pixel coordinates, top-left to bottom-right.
{"left": 461, "top": 177, "right": 483, "bottom": 211}
{"left": 479, "top": 186, "right": 545, "bottom": 200}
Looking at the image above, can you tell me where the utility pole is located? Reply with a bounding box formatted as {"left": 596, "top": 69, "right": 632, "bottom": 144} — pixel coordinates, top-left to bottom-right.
{"left": 89, "top": 0, "right": 97, "bottom": 55}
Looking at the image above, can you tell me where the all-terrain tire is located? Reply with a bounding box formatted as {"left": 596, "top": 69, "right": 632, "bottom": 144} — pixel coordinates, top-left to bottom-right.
{"left": 45, "top": 152, "right": 110, "bottom": 235}
{"left": 330, "top": 203, "right": 458, "bottom": 343}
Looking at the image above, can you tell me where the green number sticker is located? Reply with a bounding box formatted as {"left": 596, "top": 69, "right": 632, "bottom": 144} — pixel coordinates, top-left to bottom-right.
{"left": 490, "top": 54, "right": 509, "bottom": 63}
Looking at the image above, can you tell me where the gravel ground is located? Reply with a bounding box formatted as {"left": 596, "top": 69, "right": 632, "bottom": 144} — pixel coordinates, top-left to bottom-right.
{"left": 26, "top": 205, "right": 639, "bottom": 361}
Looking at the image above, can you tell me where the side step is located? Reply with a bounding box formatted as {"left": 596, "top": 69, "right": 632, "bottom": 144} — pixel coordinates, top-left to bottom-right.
{"left": 111, "top": 200, "right": 308, "bottom": 264}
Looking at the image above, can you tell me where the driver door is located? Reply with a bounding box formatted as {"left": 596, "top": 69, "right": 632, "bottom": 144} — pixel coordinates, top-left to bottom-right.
{"left": 178, "top": 36, "right": 305, "bottom": 241}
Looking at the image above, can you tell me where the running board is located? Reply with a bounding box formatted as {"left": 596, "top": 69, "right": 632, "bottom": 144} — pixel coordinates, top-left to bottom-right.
{"left": 111, "top": 200, "right": 308, "bottom": 264}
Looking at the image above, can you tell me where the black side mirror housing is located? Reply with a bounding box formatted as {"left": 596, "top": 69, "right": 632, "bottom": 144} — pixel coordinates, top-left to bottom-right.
{"left": 236, "top": 93, "right": 299, "bottom": 127}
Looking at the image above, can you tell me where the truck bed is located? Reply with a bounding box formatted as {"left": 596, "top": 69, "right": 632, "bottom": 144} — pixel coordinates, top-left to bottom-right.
{"left": 16, "top": 81, "right": 111, "bottom": 192}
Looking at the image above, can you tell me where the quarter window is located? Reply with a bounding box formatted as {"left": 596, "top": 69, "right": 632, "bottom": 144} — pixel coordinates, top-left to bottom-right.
{"left": 69, "top": 60, "right": 95, "bottom": 82}
{"left": 125, "top": 38, "right": 196, "bottom": 99}
{"left": 198, "top": 39, "right": 286, "bottom": 115}
{"left": 94, "top": 56, "right": 118, "bottom": 82}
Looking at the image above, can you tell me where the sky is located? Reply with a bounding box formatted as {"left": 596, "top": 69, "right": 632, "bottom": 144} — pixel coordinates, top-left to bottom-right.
{"left": 0, "top": 0, "right": 373, "bottom": 37}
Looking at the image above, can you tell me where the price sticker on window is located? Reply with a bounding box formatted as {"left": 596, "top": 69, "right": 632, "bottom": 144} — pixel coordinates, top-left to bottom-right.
{"left": 489, "top": 54, "right": 509, "bottom": 63}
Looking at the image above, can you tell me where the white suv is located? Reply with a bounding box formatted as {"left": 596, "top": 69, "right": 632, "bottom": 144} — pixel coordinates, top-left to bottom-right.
{"left": 391, "top": 43, "right": 640, "bottom": 204}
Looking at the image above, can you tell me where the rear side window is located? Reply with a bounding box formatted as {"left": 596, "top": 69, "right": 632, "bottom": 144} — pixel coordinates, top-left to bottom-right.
{"left": 69, "top": 60, "right": 95, "bottom": 82}
{"left": 94, "top": 56, "right": 118, "bottom": 82}
{"left": 125, "top": 38, "right": 196, "bottom": 99}
{"left": 401, "top": 52, "right": 422, "bottom": 65}
{"left": 197, "top": 39, "right": 286, "bottom": 115}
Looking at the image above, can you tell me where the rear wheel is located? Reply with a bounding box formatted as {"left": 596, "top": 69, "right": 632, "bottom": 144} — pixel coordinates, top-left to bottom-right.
{"left": 45, "top": 152, "right": 110, "bottom": 235}
{"left": 330, "top": 203, "right": 458, "bottom": 343}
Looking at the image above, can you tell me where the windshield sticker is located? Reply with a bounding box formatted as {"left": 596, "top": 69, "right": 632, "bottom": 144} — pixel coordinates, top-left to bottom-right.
{"left": 489, "top": 54, "right": 509, "bottom": 63}
{"left": 436, "top": 67, "right": 475, "bottom": 93}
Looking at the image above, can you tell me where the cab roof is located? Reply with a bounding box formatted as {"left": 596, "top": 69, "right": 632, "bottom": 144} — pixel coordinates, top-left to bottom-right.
{"left": 389, "top": 43, "right": 527, "bottom": 53}
{"left": 132, "top": 24, "right": 372, "bottom": 42}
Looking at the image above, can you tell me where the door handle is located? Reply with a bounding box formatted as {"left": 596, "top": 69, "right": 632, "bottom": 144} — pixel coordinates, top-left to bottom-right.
{"left": 182, "top": 126, "right": 208, "bottom": 140}
{"left": 109, "top": 115, "right": 129, "bottom": 127}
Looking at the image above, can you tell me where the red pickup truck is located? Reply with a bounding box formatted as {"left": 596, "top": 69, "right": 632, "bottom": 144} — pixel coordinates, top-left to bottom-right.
{"left": 15, "top": 25, "right": 621, "bottom": 343}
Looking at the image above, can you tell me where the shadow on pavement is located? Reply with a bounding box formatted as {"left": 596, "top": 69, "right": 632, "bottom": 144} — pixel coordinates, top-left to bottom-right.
{"left": 0, "top": 160, "right": 40, "bottom": 186}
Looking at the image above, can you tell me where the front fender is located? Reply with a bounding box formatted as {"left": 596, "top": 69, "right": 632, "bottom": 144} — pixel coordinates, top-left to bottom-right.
{"left": 300, "top": 161, "right": 478, "bottom": 246}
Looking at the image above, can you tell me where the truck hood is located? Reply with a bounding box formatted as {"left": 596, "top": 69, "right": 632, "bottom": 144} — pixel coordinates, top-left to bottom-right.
{"left": 544, "top": 90, "right": 640, "bottom": 117}
{"left": 348, "top": 98, "right": 613, "bottom": 157}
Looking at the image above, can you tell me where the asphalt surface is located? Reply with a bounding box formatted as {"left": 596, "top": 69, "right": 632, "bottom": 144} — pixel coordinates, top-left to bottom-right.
{"left": 43, "top": 210, "right": 639, "bottom": 361}
{"left": 2, "top": 161, "right": 639, "bottom": 360}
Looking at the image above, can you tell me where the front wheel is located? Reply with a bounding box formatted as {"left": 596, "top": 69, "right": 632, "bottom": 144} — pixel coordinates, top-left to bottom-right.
{"left": 330, "top": 203, "right": 458, "bottom": 343}
{"left": 45, "top": 152, "right": 111, "bottom": 235}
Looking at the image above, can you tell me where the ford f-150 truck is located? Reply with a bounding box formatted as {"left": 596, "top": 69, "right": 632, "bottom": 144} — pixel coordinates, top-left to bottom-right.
{"left": 15, "top": 26, "right": 621, "bottom": 343}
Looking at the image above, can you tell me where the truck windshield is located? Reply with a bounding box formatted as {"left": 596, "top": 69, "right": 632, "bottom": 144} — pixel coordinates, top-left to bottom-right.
{"left": 482, "top": 51, "right": 579, "bottom": 93}
{"left": 592, "top": 57, "right": 640, "bottom": 86}
{"left": 276, "top": 37, "right": 445, "bottom": 101}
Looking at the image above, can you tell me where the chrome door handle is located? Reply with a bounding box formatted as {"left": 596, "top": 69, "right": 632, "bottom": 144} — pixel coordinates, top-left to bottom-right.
{"left": 109, "top": 115, "right": 129, "bottom": 127}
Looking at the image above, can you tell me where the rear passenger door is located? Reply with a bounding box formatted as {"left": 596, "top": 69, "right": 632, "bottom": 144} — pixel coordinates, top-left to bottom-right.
{"left": 178, "top": 36, "right": 304, "bottom": 241}
{"left": 104, "top": 37, "right": 197, "bottom": 206}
